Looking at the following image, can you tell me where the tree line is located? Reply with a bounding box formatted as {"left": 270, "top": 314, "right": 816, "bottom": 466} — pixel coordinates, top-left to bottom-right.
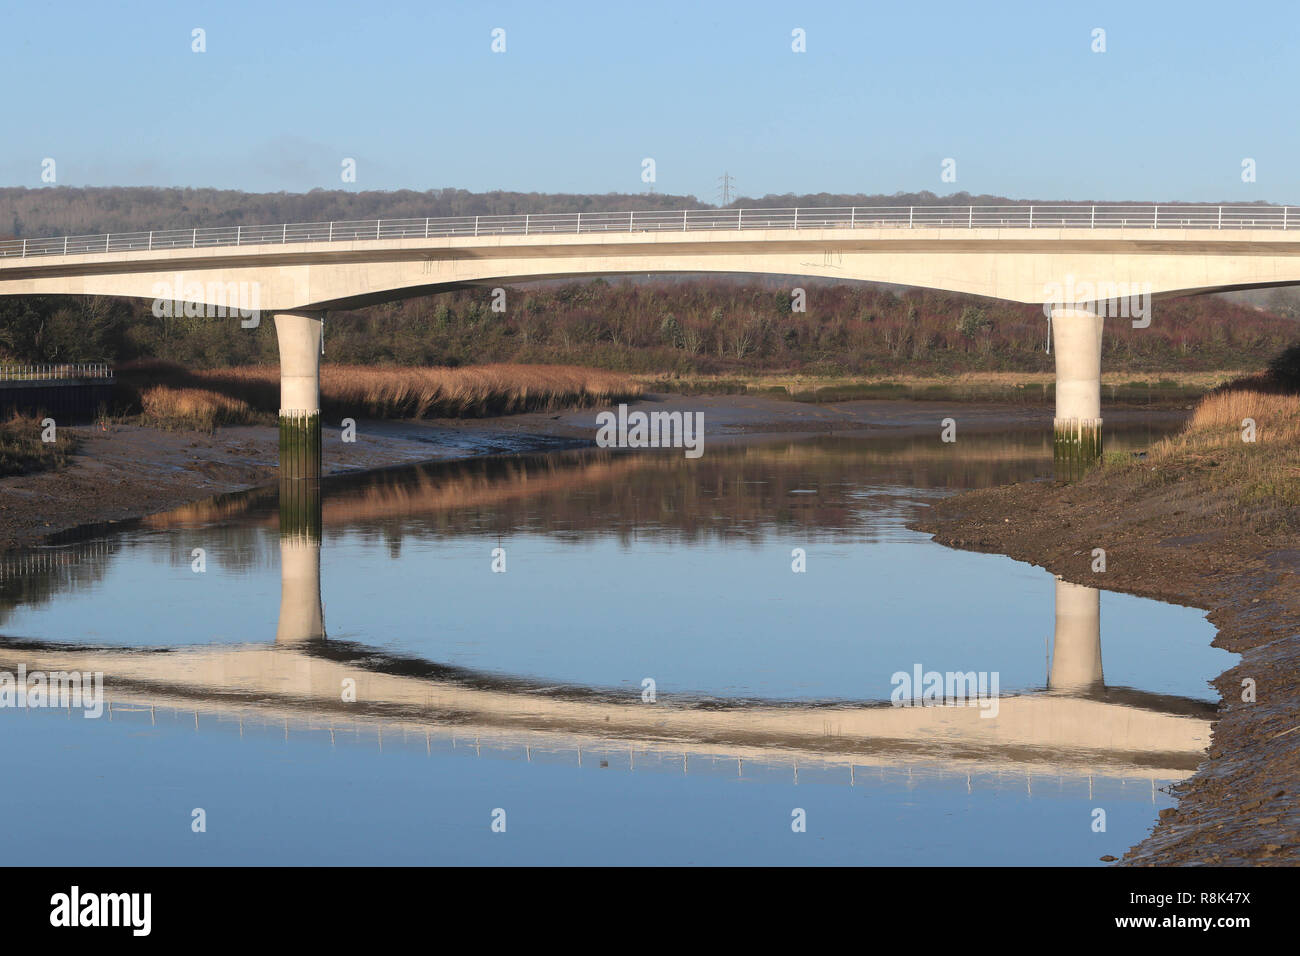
{"left": 4, "top": 185, "right": 1276, "bottom": 240}
{"left": 1, "top": 278, "right": 1294, "bottom": 376}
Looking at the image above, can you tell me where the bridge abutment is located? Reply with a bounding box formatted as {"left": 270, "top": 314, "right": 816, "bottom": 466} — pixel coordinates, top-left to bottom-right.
{"left": 274, "top": 311, "right": 323, "bottom": 480}
{"left": 1051, "top": 306, "right": 1104, "bottom": 480}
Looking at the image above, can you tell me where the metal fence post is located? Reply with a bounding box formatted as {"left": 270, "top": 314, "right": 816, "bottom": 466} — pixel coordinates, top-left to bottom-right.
{"left": 1090, "top": 206, "right": 1095, "bottom": 228}
{"left": 1217, "top": 206, "right": 1222, "bottom": 229}
{"left": 908, "top": 207, "right": 913, "bottom": 228}
{"left": 236, "top": 226, "right": 241, "bottom": 246}
{"left": 525, "top": 214, "right": 530, "bottom": 235}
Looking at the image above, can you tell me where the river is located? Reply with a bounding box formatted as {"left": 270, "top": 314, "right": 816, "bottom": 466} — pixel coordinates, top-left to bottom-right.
{"left": 0, "top": 420, "right": 1235, "bottom": 864}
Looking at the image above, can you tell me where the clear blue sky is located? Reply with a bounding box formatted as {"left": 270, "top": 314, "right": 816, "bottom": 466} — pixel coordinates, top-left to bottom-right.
{"left": 3, "top": 0, "right": 1296, "bottom": 202}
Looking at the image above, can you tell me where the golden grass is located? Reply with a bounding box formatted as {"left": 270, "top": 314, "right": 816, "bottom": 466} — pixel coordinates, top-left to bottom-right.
{"left": 332, "top": 363, "right": 641, "bottom": 417}
{"left": 1185, "top": 390, "right": 1300, "bottom": 441}
{"left": 191, "top": 363, "right": 643, "bottom": 419}
{"left": 1138, "top": 389, "right": 1300, "bottom": 514}
{"left": 140, "top": 386, "right": 257, "bottom": 432}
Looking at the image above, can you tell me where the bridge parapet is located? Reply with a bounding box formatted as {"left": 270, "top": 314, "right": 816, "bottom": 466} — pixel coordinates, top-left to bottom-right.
{"left": 1, "top": 204, "right": 1297, "bottom": 260}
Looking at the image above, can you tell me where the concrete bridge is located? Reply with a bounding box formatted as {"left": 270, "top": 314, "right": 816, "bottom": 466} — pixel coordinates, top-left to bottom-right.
{"left": 5, "top": 203, "right": 1300, "bottom": 476}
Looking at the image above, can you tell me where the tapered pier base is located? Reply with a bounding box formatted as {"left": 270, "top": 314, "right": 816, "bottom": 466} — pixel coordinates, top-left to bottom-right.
{"left": 279, "top": 411, "right": 321, "bottom": 479}
{"left": 1053, "top": 417, "right": 1103, "bottom": 483}
{"left": 275, "top": 311, "right": 324, "bottom": 480}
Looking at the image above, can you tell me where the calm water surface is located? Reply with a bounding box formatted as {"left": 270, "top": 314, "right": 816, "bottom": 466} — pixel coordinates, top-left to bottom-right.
{"left": 0, "top": 422, "right": 1234, "bottom": 865}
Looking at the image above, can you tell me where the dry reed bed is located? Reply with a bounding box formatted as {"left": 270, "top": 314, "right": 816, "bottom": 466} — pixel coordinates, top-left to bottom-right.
{"left": 307, "top": 364, "right": 643, "bottom": 417}
{"left": 1135, "top": 389, "right": 1300, "bottom": 512}
{"left": 121, "top": 362, "right": 642, "bottom": 420}
{"left": 1151, "top": 390, "right": 1300, "bottom": 457}
{"left": 140, "top": 386, "right": 257, "bottom": 431}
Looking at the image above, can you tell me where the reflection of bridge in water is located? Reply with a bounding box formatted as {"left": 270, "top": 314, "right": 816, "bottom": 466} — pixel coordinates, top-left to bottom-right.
{"left": 0, "top": 478, "right": 1213, "bottom": 784}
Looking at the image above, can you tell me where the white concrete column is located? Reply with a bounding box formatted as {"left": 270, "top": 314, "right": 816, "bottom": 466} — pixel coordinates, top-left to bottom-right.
{"left": 276, "top": 536, "right": 325, "bottom": 643}
{"left": 1050, "top": 305, "right": 1104, "bottom": 477}
{"left": 1051, "top": 305, "right": 1103, "bottom": 422}
{"left": 274, "top": 311, "right": 323, "bottom": 414}
{"left": 1049, "top": 576, "right": 1103, "bottom": 693}
{"left": 274, "top": 311, "right": 323, "bottom": 479}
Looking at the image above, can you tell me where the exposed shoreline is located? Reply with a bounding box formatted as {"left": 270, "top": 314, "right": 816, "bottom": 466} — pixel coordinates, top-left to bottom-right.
{"left": 0, "top": 420, "right": 597, "bottom": 553}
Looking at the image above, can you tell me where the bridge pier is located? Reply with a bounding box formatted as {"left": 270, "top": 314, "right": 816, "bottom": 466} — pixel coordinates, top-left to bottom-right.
{"left": 1048, "top": 576, "right": 1103, "bottom": 693}
{"left": 1051, "top": 306, "right": 1104, "bottom": 480}
{"left": 274, "top": 311, "right": 323, "bottom": 480}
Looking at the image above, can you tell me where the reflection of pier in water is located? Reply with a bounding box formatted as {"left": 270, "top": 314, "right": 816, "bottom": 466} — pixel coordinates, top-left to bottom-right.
{"left": 0, "top": 478, "right": 1214, "bottom": 784}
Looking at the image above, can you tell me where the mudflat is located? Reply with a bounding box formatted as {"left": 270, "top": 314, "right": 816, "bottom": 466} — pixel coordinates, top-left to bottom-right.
{"left": 0, "top": 419, "right": 579, "bottom": 551}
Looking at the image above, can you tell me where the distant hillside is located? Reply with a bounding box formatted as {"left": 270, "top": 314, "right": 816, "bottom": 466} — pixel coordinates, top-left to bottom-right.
{"left": 0, "top": 187, "right": 702, "bottom": 239}
{"left": 2, "top": 186, "right": 1282, "bottom": 240}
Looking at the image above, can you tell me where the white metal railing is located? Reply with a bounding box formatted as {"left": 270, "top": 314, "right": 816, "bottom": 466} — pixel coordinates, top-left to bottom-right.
{"left": 0, "top": 362, "right": 114, "bottom": 381}
{"left": 0, "top": 204, "right": 1295, "bottom": 260}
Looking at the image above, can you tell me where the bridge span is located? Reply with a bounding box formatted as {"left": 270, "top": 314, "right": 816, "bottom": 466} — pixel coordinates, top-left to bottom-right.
{"left": 4, "top": 203, "right": 1299, "bottom": 476}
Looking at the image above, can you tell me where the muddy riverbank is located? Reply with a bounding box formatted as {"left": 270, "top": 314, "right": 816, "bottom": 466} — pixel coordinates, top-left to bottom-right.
{"left": 0, "top": 419, "right": 581, "bottom": 552}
